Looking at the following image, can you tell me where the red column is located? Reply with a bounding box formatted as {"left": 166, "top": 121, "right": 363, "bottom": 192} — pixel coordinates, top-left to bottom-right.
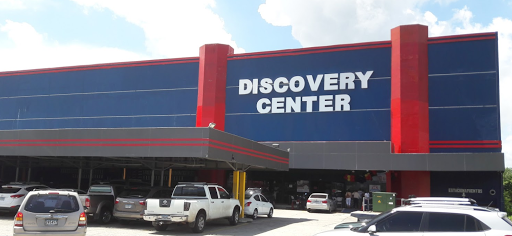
{"left": 390, "top": 24, "right": 430, "bottom": 154}
{"left": 196, "top": 44, "right": 232, "bottom": 186}
{"left": 196, "top": 44, "right": 234, "bottom": 131}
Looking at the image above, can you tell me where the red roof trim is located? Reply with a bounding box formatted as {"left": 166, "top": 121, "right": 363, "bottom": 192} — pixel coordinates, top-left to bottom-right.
{"left": 0, "top": 57, "right": 200, "bottom": 77}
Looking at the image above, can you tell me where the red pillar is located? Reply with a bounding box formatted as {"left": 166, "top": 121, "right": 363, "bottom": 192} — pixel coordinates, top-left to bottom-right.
{"left": 196, "top": 44, "right": 233, "bottom": 131}
{"left": 196, "top": 44, "right": 233, "bottom": 186}
{"left": 390, "top": 24, "right": 429, "bottom": 154}
{"left": 389, "top": 24, "right": 430, "bottom": 197}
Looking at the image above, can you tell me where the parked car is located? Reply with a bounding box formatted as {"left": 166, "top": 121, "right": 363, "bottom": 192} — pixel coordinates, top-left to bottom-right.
{"left": 114, "top": 186, "right": 173, "bottom": 223}
{"left": 143, "top": 182, "right": 240, "bottom": 233}
{"left": 0, "top": 182, "right": 50, "bottom": 213}
{"left": 13, "top": 189, "right": 87, "bottom": 236}
{"left": 244, "top": 190, "right": 274, "bottom": 219}
{"left": 316, "top": 204, "right": 512, "bottom": 235}
{"left": 306, "top": 193, "right": 337, "bottom": 213}
{"left": 85, "top": 184, "right": 126, "bottom": 224}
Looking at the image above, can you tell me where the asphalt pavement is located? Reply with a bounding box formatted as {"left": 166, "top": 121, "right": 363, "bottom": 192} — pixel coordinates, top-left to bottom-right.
{"left": 0, "top": 208, "right": 358, "bottom": 236}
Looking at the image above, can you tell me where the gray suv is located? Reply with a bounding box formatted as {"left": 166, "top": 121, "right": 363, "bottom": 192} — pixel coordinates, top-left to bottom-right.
{"left": 13, "top": 190, "right": 87, "bottom": 236}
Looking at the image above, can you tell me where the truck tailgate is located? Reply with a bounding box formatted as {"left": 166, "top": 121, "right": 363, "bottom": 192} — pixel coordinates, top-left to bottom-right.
{"left": 145, "top": 199, "right": 187, "bottom": 215}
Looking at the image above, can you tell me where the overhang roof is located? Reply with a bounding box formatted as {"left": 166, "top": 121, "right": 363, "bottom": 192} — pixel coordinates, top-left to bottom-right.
{"left": 0, "top": 127, "right": 289, "bottom": 171}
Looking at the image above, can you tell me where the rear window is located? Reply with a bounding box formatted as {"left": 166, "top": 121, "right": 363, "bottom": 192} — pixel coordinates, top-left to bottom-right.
{"left": 0, "top": 186, "right": 21, "bottom": 193}
{"left": 119, "top": 189, "right": 151, "bottom": 198}
{"left": 310, "top": 194, "right": 327, "bottom": 199}
{"left": 245, "top": 193, "right": 253, "bottom": 199}
{"left": 89, "top": 186, "right": 112, "bottom": 193}
{"left": 173, "top": 186, "right": 206, "bottom": 197}
{"left": 24, "top": 194, "right": 80, "bottom": 213}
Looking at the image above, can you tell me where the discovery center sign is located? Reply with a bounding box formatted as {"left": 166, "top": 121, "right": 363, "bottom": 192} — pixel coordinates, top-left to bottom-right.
{"left": 238, "top": 71, "right": 374, "bottom": 114}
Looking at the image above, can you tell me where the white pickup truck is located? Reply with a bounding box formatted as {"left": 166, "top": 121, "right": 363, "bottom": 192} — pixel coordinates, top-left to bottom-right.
{"left": 143, "top": 182, "right": 241, "bottom": 233}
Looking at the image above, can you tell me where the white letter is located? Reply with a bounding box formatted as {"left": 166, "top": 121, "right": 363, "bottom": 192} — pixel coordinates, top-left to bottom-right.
{"left": 335, "top": 94, "right": 351, "bottom": 111}
{"left": 257, "top": 98, "right": 271, "bottom": 113}
{"left": 274, "top": 77, "right": 289, "bottom": 93}
{"left": 302, "top": 96, "right": 318, "bottom": 112}
{"left": 252, "top": 79, "right": 259, "bottom": 94}
{"left": 339, "top": 73, "right": 355, "bottom": 90}
{"left": 306, "top": 74, "right": 323, "bottom": 91}
{"left": 289, "top": 76, "right": 305, "bottom": 92}
{"left": 259, "top": 78, "right": 273, "bottom": 94}
{"left": 356, "top": 71, "right": 373, "bottom": 89}
{"left": 319, "top": 95, "right": 334, "bottom": 112}
{"left": 239, "top": 79, "right": 252, "bottom": 95}
{"left": 324, "top": 73, "right": 338, "bottom": 91}
{"left": 286, "top": 97, "right": 301, "bottom": 113}
{"left": 272, "top": 97, "right": 285, "bottom": 113}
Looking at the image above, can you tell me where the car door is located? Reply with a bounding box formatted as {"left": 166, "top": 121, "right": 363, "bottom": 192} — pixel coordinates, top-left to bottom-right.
{"left": 370, "top": 211, "right": 424, "bottom": 236}
{"left": 217, "top": 187, "right": 232, "bottom": 218}
{"left": 207, "top": 187, "right": 222, "bottom": 219}
{"left": 258, "top": 194, "right": 270, "bottom": 214}
{"left": 422, "top": 212, "right": 486, "bottom": 236}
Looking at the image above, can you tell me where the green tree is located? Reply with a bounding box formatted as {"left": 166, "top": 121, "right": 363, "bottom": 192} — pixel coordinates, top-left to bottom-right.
{"left": 504, "top": 168, "right": 512, "bottom": 215}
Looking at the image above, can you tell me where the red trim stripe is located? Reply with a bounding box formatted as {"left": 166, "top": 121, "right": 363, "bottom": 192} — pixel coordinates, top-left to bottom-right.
{"left": 0, "top": 138, "right": 289, "bottom": 164}
{"left": 429, "top": 140, "right": 501, "bottom": 148}
{"left": 0, "top": 58, "right": 199, "bottom": 77}
{"left": 228, "top": 43, "right": 390, "bottom": 60}
{"left": 428, "top": 36, "right": 496, "bottom": 45}
{"left": 428, "top": 32, "right": 496, "bottom": 41}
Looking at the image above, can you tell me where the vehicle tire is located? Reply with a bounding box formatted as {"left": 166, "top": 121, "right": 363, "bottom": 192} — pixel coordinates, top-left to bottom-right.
{"left": 99, "top": 208, "right": 112, "bottom": 224}
{"left": 192, "top": 212, "right": 206, "bottom": 233}
{"left": 307, "top": 209, "right": 311, "bottom": 213}
{"left": 152, "top": 222, "right": 168, "bottom": 231}
{"left": 267, "top": 208, "right": 273, "bottom": 218}
{"left": 229, "top": 208, "right": 239, "bottom": 226}
{"left": 252, "top": 209, "right": 258, "bottom": 219}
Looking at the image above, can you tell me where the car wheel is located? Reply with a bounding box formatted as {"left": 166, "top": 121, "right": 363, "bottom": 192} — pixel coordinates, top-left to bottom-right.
{"left": 252, "top": 209, "right": 258, "bottom": 219}
{"left": 267, "top": 208, "right": 273, "bottom": 218}
{"left": 229, "top": 207, "right": 239, "bottom": 225}
{"left": 307, "top": 209, "right": 311, "bottom": 213}
{"left": 192, "top": 212, "right": 206, "bottom": 233}
{"left": 99, "top": 208, "right": 112, "bottom": 224}
{"left": 152, "top": 222, "right": 168, "bottom": 231}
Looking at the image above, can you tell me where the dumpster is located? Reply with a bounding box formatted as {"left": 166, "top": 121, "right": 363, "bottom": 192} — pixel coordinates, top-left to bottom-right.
{"left": 372, "top": 192, "right": 396, "bottom": 212}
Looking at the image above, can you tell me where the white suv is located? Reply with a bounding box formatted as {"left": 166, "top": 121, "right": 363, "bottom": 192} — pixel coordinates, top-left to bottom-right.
{"left": 13, "top": 190, "right": 87, "bottom": 236}
{"left": 315, "top": 204, "right": 512, "bottom": 235}
{"left": 0, "top": 182, "right": 49, "bottom": 212}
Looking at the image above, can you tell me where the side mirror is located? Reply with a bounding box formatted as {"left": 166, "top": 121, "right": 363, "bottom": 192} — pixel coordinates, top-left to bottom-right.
{"left": 367, "top": 225, "right": 377, "bottom": 234}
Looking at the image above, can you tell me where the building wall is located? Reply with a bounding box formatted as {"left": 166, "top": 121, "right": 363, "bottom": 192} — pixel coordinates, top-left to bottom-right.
{"left": 0, "top": 62, "right": 199, "bottom": 130}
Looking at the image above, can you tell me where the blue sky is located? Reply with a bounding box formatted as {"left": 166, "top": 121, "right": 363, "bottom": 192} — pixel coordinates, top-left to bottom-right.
{"left": 0, "top": 0, "right": 511, "bottom": 166}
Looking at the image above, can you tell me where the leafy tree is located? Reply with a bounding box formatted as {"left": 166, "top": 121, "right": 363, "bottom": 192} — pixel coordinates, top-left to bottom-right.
{"left": 504, "top": 168, "right": 512, "bottom": 215}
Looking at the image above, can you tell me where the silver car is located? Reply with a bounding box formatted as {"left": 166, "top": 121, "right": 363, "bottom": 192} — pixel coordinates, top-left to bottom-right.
{"left": 13, "top": 190, "right": 87, "bottom": 236}
{"left": 306, "top": 193, "right": 337, "bottom": 213}
{"left": 113, "top": 187, "right": 173, "bottom": 223}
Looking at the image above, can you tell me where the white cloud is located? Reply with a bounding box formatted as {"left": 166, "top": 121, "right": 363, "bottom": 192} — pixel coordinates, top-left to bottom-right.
{"left": 259, "top": 1, "right": 512, "bottom": 166}
{"left": 72, "top": 0, "right": 245, "bottom": 58}
{"left": 0, "top": 20, "right": 147, "bottom": 72}
{"left": 0, "top": 0, "right": 26, "bottom": 10}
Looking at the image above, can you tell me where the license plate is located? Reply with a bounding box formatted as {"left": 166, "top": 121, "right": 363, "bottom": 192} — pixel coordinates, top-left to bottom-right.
{"left": 125, "top": 204, "right": 133, "bottom": 209}
{"left": 314, "top": 200, "right": 320, "bottom": 204}
{"left": 0, "top": 197, "right": 4, "bottom": 201}
{"left": 45, "top": 219, "right": 58, "bottom": 226}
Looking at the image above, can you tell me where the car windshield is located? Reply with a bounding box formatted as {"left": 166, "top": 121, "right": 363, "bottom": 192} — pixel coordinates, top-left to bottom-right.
{"left": 119, "top": 189, "right": 151, "bottom": 198}
{"left": 24, "top": 194, "right": 80, "bottom": 213}
{"left": 0, "top": 186, "right": 21, "bottom": 193}
{"left": 355, "top": 210, "right": 393, "bottom": 232}
{"left": 309, "top": 194, "right": 327, "bottom": 199}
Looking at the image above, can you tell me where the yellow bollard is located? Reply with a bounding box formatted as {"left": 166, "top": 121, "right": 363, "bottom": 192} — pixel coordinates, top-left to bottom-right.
{"left": 233, "top": 171, "right": 239, "bottom": 199}
{"left": 238, "top": 172, "right": 246, "bottom": 218}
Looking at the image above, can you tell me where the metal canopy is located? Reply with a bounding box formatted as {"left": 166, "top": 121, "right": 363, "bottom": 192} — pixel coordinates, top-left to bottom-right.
{"left": 0, "top": 127, "right": 289, "bottom": 171}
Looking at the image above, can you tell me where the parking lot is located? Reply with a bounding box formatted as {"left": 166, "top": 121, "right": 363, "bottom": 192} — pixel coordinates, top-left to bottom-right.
{"left": 0, "top": 209, "right": 357, "bottom": 236}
